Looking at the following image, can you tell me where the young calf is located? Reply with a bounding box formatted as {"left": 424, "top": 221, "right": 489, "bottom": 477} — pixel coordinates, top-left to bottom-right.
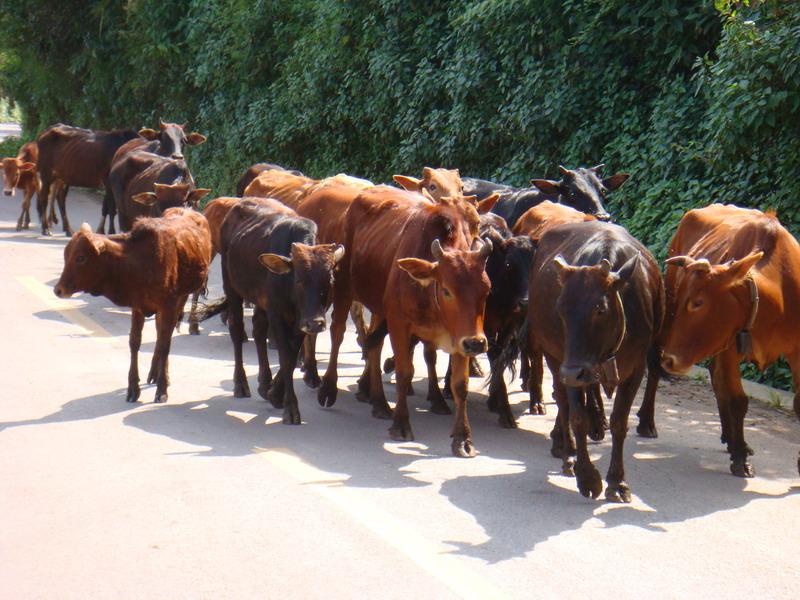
{"left": 2, "top": 141, "right": 39, "bottom": 231}
{"left": 220, "top": 198, "right": 344, "bottom": 424}
{"left": 54, "top": 209, "right": 212, "bottom": 403}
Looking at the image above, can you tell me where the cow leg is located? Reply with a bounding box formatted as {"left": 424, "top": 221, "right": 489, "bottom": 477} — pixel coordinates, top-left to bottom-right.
{"left": 546, "top": 355, "right": 576, "bottom": 473}
{"left": 269, "top": 313, "right": 303, "bottom": 425}
{"left": 636, "top": 345, "right": 661, "bottom": 437}
{"left": 350, "top": 302, "right": 367, "bottom": 349}
{"left": 98, "top": 185, "right": 113, "bottom": 234}
{"left": 423, "top": 342, "right": 450, "bottom": 415}
{"left": 388, "top": 325, "right": 414, "bottom": 440}
{"left": 567, "top": 386, "right": 603, "bottom": 499}
{"left": 586, "top": 385, "right": 607, "bottom": 441}
{"left": 356, "top": 314, "right": 383, "bottom": 402}
{"left": 449, "top": 353, "right": 476, "bottom": 457}
{"left": 55, "top": 182, "right": 72, "bottom": 236}
{"left": 188, "top": 289, "right": 202, "bottom": 335}
{"left": 712, "top": 350, "right": 754, "bottom": 477}
{"left": 152, "top": 307, "right": 178, "bottom": 403}
{"left": 126, "top": 310, "right": 145, "bottom": 402}
{"left": 22, "top": 184, "right": 34, "bottom": 229}
{"left": 318, "top": 287, "right": 351, "bottom": 408}
{"left": 487, "top": 345, "right": 516, "bottom": 428}
{"left": 366, "top": 333, "right": 392, "bottom": 419}
{"left": 520, "top": 347, "right": 530, "bottom": 391}
{"left": 252, "top": 307, "right": 274, "bottom": 402}
{"left": 788, "top": 351, "right": 800, "bottom": 476}
{"left": 225, "top": 286, "right": 250, "bottom": 398}
{"left": 302, "top": 333, "right": 321, "bottom": 388}
{"left": 528, "top": 349, "right": 546, "bottom": 415}
{"left": 37, "top": 177, "right": 52, "bottom": 235}
{"left": 49, "top": 181, "right": 60, "bottom": 225}
{"left": 605, "top": 367, "right": 645, "bottom": 503}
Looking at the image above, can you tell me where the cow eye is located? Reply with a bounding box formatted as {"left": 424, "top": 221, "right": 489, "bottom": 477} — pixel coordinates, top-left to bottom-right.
{"left": 76, "top": 255, "right": 87, "bottom": 265}
{"left": 595, "top": 302, "right": 607, "bottom": 315}
{"left": 688, "top": 298, "right": 704, "bottom": 311}
{"left": 429, "top": 183, "right": 437, "bottom": 192}
{"left": 442, "top": 287, "right": 452, "bottom": 298}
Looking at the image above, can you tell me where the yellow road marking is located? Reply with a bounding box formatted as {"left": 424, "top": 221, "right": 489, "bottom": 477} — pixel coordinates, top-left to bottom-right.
{"left": 254, "top": 447, "right": 507, "bottom": 600}
{"left": 15, "top": 275, "right": 115, "bottom": 339}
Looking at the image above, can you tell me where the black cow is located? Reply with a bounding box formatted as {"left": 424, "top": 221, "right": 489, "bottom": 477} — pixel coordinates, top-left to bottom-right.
{"left": 219, "top": 198, "right": 344, "bottom": 424}
{"left": 462, "top": 165, "right": 628, "bottom": 228}
{"left": 515, "top": 220, "right": 663, "bottom": 502}
{"left": 101, "top": 121, "right": 207, "bottom": 233}
{"left": 110, "top": 150, "right": 209, "bottom": 232}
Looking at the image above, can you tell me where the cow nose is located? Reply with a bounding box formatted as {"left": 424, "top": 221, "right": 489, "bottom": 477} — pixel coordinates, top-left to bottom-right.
{"left": 596, "top": 212, "right": 612, "bottom": 222}
{"left": 3, "top": 190, "right": 12, "bottom": 196}
{"left": 171, "top": 153, "right": 184, "bottom": 160}
{"left": 560, "top": 363, "right": 597, "bottom": 387}
{"left": 301, "top": 317, "right": 326, "bottom": 334}
{"left": 661, "top": 353, "right": 679, "bottom": 374}
{"left": 54, "top": 284, "right": 68, "bottom": 299}
{"left": 460, "top": 336, "right": 488, "bottom": 356}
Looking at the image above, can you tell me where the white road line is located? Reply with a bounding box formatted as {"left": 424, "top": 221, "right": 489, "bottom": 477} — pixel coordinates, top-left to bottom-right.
{"left": 255, "top": 447, "right": 508, "bottom": 600}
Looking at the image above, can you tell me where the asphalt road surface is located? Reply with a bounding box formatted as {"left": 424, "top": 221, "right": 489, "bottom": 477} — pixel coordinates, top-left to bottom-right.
{"left": 2, "top": 184, "right": 799, "bottom": 599}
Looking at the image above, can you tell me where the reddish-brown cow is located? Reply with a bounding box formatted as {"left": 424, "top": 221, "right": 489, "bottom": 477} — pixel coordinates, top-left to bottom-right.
{"left": 36, "top": 124, "right": 140, "bottom": 236}
{"left": 655, "top": 204, "right": 800, "bottom": 478}
{"left": 235, "top": 163, "right": 304, "bottom": 197}
{"left": 318, "top": 186, "right": 491, "bottom": 456}
{"left": 54, "top": 209, "right": 211, "bottom": 403}
{"left": 2, "top": 141, "right": 40, "bottom": 231}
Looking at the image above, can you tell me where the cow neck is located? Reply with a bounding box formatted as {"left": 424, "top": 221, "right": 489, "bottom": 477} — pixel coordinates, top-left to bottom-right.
{"left": 97, "top": 238, "right": 133, "bottom": 305}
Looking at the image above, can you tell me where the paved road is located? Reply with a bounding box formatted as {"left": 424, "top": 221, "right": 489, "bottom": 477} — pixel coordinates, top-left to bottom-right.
{"left": 1, "top": 184, "right": 799, "bottom": 599}
{"left": 0, "top": 122, "right": 22, "bottom": 142}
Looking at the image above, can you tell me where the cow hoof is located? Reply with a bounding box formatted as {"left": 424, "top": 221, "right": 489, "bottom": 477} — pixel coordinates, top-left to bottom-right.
{"left": 429, "top": 396, "right": 452, "bottom": 415}
{"left": 451, "top": 437, "right": 477, "bottom": 458}
{"left": 796, "top": 455, "right": 800, "bottom": 477}
{"left": 383, "top": 357, "right": 395, "bottom": 374}
{"left": 15, "top": 224, "right": 22, "bottom": 232}
{"left": 388, "top": 421, "right": 413, "bottom": 441}
{"left": 443, "top": 385, "right": 453, "bottom": 400}
{"left": 126, "top": 385, "right": 141, "bottom": 403}
{"left": 576, "top": 463, "right": 603, "bottom": 499}
{"left": 498, "top": 410, "right": 518, "bottom": 429}
{"left": 188, "top": 322, "right": 200, "bottom": 335}
{"left": 521, "top": 379, "right": 529, "bottom": 392}
{"left": 267, "top": 387, "right": 284, "bottom": 409}
{"left": 730, "top": 460, "right": 755, "bottom": 478}
{"left": 636, "top": 422, "right": 658, "bottom": 438}
{"left": 317, "top": 380, "right": 337, "bottom": 408}
{"left": 234, "top": 380, "right": 251, "bottom": 398}
{"left": 154, "top": 392, "right": 168, "bottom": 404}
{"left": 562, "top": 456, "right": 575, "bottom": 476}
{"left": 41, "top": 228, "right": 51, "bottom": 236}
{"left": 372, "top": 402, "right": 393, "bottom": 420}
{"left": 605, "top": 481, "right": 632, "bottom": 503}
{"left": 530, "top": 402, "right": 546, "bottom": 415}
{"left": 303, "top": 370, "right": 321, "bottom": 389}
{"left": 588, "top": 425, "right": 606, "bottom": 442}
{"left": 257, "top": 384, "right": 271, "bottom": 401}
{"left": 468, "top": 358, "right": 484, "bottom": 378}
{"left": 282, "top": 406, "right": 301, "bottom": 425}
{"left": 486, "top": 395, "right": 498, "bottom": 413}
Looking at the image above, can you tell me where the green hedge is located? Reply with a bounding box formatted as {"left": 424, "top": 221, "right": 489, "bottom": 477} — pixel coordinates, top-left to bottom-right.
{"left": 1, "top": 0, "right": 798, "bottom": 388}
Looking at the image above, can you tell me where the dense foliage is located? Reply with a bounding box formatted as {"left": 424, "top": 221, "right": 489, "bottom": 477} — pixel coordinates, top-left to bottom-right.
{"left": 1, "top": 0, "right": 798, "bottom": 387}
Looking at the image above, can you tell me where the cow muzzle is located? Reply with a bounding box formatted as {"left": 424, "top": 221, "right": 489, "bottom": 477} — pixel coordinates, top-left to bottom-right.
{"left": 300, "top": 317, "right": 326, "bottom": 334}
{"left": 460, "top": 335, "right": 488, "bottom": 356}
{"left": 661, "top": 353, "right": 690, "bottom": 376}
{"left": 560, "top": 363, "right": 598, "bottom": 387}
{"left": 3, "top": 189, "right": 12, "bottom": 196}
{"left": 53, "top": 284, "right": 73, "bottom": 299}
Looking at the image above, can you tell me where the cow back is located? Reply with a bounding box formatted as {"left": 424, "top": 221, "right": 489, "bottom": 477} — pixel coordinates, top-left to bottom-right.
{"left": 513, "top": 200, "right": 596, "bottom": 241}
{"left": 243, "top": 169, "right": 316, "bottom": 208}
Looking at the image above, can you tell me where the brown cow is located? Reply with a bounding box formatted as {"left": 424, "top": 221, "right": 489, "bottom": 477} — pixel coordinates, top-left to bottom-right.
{"left": 2, "top": 141, "right": 40, "bottom": 231}
{"left": 655, "top": 204, "right": 800, "bottom": 478}
{"left": 53, "top": 209, "right": 212, "bottom": 403}
{"left": 318, "top": 186, "right": 491, "bottom": 456}
{"left": 101, "top": 120, "right": 207, "bottom": 233}
{"left": 235, "top": 163, "right": 304, "bottom": 197}
{"left": 36, "top": 124, "right": 140, "bottom": 236}
{"left": 522, "top": 220, "right": 664, "bottom": 501}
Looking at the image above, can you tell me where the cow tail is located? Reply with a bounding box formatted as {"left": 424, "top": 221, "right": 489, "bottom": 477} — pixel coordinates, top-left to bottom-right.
{"left": 490, "top": 315, "right": 528, "bottom": 386}
{"left": 362, "top": 318, "right": 389, "bottom": 359}
{"left": 194, "top": 295, "right": 229, "bottom": 323}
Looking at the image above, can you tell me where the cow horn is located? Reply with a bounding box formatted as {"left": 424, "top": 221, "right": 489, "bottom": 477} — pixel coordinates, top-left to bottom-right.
{"left": 592, "top": 163, "right": 606, "bottom": 172}
{"left": 478, "top": 237, "right": 493, "bottom": 258}
{"left": 332, "top": 244, "right": 345, "bottom": 264}
{"left": 421, "top": 188, "right": 435, "bottom": 203}
{"left": 180, "top": 122, "right": 188, "bottom": 130}
{"left": 431, "top": 239, "right": 444, "bottom": 260}
{"left": 558, "top": 165, "right": 570, "bottom": 176}
{"left": 554, "top": 255, "right": 571, "bottom": 270}
{"left": 159, "top": 118, "right": 166, "bottom": 129}
{"left": 599, "top": 258, "right": 612, "bottom": 275}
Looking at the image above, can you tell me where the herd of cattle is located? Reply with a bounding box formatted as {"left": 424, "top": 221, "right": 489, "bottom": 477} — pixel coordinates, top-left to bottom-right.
{"left": 4, "top": 121, "right": 800, "bottom": 503}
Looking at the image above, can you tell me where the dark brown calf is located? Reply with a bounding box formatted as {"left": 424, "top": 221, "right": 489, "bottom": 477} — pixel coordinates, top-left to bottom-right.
{"left": 54, "top": 209, "right": 212, "bottom": 403}
{"left": 3, "top": 141, "right": 39, "bottom": 231}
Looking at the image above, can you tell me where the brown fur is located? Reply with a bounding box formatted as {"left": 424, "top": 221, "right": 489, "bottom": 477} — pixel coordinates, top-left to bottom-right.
{"left": 3, "top": 142, "right": 41, "bottom": 230}
{"left": 513, "top": 200, "right": 596, "bottom": 241}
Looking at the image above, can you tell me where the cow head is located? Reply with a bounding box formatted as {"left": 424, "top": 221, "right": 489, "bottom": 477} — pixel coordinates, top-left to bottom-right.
{"left": 2, "top": 157, "right": 36, "bottom": 196}
{"left": 132, "top": 183, "right": 211, "bottom": 211}
{"left": 393, "top": 167, "right": 470, "bottom": 202}
{"left": 531, "top": 164, "right": 628, "bottom": 221}
{"left": 483, "top": 230, "right": 535, "bottom": 330}
{"left": 259, "top": 243, "right": 345, "bottom": 334}
{"left": 54, "top": 223, "right": 109, "bottom": 298}
{"left": 397, "top": 238, "right": 492, "bottom": 356}
{"left": 138, "top": 120, "right": 207, "bottom": 160}
{"left": 554, "top": 254, "right": 639, "bottom": 386}
{"left": 660, "top": 252, "right": 763, "bottom": 374}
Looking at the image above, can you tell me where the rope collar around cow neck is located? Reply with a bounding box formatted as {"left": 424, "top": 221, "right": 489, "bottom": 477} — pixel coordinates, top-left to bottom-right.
{"left": 735, "top": 273, "right": 759, "bottom": 355}
{"left": 598, "top": 290, "right": 627, "bottom": 399}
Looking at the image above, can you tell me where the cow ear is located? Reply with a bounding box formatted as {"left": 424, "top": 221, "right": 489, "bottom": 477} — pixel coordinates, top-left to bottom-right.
{"left": 610, "top": 253, "right": 639, "bottom": 290}
{"left": 20, "top": 162, "right": 36, "bottom": 172}
{"left": 422, "top": 167, "right": 434, "bottom": 182}
{"left": 185, "top": 132, "right": 207, "bottom": 146}
{"left": 602, "top": 173, "right": 629, "bottom": 192}
{"left": 188, "top": 188, "right": 211, "bottom": 205}
{"left": 721, "top": 251, "right": 764, "bottom": 284}
{"left": 132, "top": 192, "right": 158, "bottom": 206}
{"left": 138, "top": 128, "right": 159, "bottom": 140}
{"left": 397, "top": 257, "right": 437, "bottom": 285}
{"left": 531, "top": 179, "right": 562, "bottom": 195}
{"left": 393, "top": 175, "right": 421, "bottom": 191}
{"left": 79, "top": 224, "right": 106, "bottom": 255}
{"left": 259, "top": 253, "right": 293, "bottom": 274}
{"left": 476, "top": 192, "right": 500, "bottom": 215}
